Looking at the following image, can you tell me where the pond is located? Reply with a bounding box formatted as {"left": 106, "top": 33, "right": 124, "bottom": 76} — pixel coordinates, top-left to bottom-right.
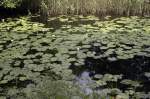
{"left": 0, "top": 15, "right": 150, "bottom": 99}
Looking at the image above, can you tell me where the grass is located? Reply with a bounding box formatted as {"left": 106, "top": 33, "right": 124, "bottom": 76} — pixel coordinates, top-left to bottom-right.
{"left": 40, "top": 0, "right": 150, "bottom": 16}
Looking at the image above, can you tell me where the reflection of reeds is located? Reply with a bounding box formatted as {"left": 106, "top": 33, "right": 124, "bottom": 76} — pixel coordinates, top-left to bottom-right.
{"left": 40, "top": 0, "right": 150, "bottom": 16}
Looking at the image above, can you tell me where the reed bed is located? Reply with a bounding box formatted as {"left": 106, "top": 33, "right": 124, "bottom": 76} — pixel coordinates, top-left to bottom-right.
{"left": 40, "top": 0, "right": 150, "bottom": 16}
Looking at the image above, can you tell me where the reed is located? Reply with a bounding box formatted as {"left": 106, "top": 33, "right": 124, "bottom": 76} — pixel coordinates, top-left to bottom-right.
{"left": 40, "top": 0, "right": 150, "bottom": 16}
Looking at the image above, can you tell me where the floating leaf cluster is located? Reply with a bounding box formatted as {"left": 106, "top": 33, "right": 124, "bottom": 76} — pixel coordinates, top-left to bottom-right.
{"left": 0, "top": 16, "right": 150, "bottom": 98}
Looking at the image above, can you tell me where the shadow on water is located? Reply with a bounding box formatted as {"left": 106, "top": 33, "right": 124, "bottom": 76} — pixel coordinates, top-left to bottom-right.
{"left": 0, "top": 7, "right": 28, "bottom": 20}
{"left": 31, "top": 15, "right": 97, "bottom": 30}
{"left": 72, "top": 55, "right": 150, "bottom": 93}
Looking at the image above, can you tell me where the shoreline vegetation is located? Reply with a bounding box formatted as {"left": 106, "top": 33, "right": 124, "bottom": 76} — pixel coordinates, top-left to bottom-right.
{"left": 40, "top": 0, "right": 150, "bottom": 16}
{"left": 0, "top": 0, "right": 150, "bottom": 18}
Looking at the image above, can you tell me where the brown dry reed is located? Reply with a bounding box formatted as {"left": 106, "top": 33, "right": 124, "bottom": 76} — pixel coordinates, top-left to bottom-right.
{"left": 40, "top": 0, "right": 150, "bottom": 17}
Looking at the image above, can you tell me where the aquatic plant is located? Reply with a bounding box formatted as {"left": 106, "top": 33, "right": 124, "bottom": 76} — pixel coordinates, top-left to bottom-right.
{"left": 0, "top": 16, "right": 150, "bottom": 98}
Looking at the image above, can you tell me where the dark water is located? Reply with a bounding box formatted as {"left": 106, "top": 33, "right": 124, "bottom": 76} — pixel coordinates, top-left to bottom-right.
{"left": 70, "top": 52, "right": 150, "bottom": 95}
{"left": 0, "top": 7, "right": 28, "bottom": 20}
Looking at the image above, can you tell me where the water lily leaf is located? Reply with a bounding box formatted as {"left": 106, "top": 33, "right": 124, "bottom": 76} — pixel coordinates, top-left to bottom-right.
{"left": 13, "top": 61, "right": 21, "bottom": 67}
{"left": 116, "top": 93, "right": 129, "bottom": 99}
{"left": 0, "top": 80, "right": 8, "bottom": 84}
{"left": 19, "top": 77, "right": 27, "bottom": 81}
{"left": 0, "top": 96, "right": 6, "bottom": 99}
{"left": 107, "top": 57, "right": 117, "bottom": 62}
{"left": 121, "top": 79, "right": 140, "bottom": 87}
{"left": 59, "top": 18, "right": 68, "bottom": 22}
{"left": 96, "top": 80, "right": 107, "bottom": 86}
{"left": 94, "top": 74, "right": 103, "bottom": 79}
{"left": 144, "top": 72, "right": 150, "bottom": 78}
{"left": 103, "top": 74, "right": 122, "bottom": 82}
{"left": 108, "top": 88, "right": 121, "bottom": 96}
